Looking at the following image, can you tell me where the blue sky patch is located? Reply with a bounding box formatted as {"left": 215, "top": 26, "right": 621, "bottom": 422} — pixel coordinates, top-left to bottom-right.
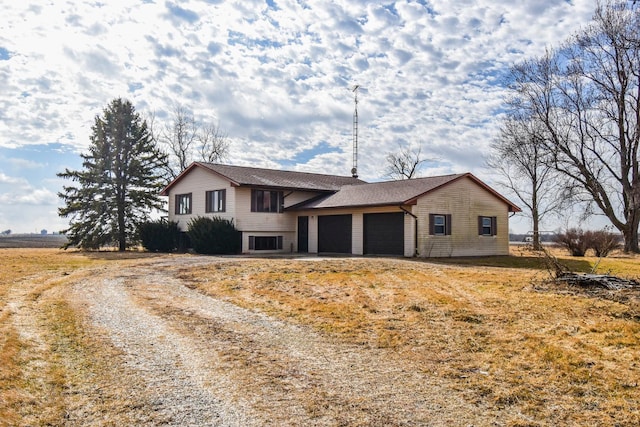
{"left": 282, "top": 141, "right": 339, "bottom": 167}
{"left": 0, "top": 47, "right": 11, "bottom": 60}
{"left": 166, "top": 3, "right": 199, "bottom": 24}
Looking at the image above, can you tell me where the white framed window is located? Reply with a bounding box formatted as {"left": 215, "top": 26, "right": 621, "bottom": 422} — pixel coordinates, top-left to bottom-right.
{"left": 479, "top": 216, "right": 497, "bottom": 236}
{"left": 429, "top": 213, "right": 451, "bottom": 235}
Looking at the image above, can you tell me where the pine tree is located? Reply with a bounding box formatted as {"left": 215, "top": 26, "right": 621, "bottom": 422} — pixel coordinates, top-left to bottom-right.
{"left": 58, "top": 98, "right": 168, "bottom": 250}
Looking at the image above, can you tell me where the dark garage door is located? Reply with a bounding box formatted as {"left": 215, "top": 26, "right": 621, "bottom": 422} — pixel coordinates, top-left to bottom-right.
{"left": 318, "top": 214, "right": 352, "bottom": 253}
{"left": 364, "top": 212, "right": 404, "bottom": 255}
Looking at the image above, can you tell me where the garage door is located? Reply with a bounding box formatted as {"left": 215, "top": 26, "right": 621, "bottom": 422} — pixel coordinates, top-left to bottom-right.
{"left": 318, "top": 214, "right": 352, "bottom": 253}
{"left": 364, "top": 212, "right": 404, "bottom": 255}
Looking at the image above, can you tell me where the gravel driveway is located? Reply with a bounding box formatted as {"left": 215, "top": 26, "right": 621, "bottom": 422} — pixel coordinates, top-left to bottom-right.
{"left": 14, "top": 255, "right": 499, "bottom": 426}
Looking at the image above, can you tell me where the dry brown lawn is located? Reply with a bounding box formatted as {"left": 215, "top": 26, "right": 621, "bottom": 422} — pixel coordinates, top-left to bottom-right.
{"left": 1, "top": 246, "right": 639, "bottom": 426}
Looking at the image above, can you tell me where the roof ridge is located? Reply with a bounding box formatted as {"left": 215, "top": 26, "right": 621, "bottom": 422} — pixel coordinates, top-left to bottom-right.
{"left": 199, "top": 162, "right": 361, "bottom": 179}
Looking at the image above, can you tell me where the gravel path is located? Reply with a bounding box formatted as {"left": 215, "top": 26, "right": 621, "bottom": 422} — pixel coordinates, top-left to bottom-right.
{"left": 57, "top": 256, "right": 498, "bottom": 426}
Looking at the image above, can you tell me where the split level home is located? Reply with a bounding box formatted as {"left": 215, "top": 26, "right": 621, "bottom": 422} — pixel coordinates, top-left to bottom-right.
{"left": 160, "top": 162, "right": 521, "bottom": 257}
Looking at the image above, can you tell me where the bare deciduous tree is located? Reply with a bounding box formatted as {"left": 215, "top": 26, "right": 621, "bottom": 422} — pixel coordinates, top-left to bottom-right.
{"left": 154, "top": 105, "right": 230, "bottom": 181}
{"left": 506, "top": 0, "right": 640, "bottom": 252}
{"left": 487, "top": 118, "right": 570, "bottom": 250}
{"left": 385, "top": 146, "right": 427, "bottom": 180}
{"left": 198, "top": 122, "right": 229, "bottom": 163}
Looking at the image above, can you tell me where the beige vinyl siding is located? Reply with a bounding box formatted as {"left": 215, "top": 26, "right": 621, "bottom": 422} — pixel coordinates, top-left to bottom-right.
{"left": 234, "top": 188, "right": 328, "bottom": 253}
{"left": 285, "top": 191, "right": 324, "bottom": 206}
{"left": 405, "top": 209, "right": 417, "bottom": 257}
{"left": 415, "top": 176, "right": 510, "bottom": 257}
{"left": 234, "top": 188, "right": 295, "bottom": 233}
{"left": 166, "top": 167, "right": 235, "bottom": 231}
{"left": 242, "top": 231, "right": 296, "bottom": 254}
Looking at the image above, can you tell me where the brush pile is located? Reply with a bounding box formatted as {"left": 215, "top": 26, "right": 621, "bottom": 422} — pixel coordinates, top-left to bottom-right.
{"left": 555, "top": 272, "right": 640, "bottom": 290}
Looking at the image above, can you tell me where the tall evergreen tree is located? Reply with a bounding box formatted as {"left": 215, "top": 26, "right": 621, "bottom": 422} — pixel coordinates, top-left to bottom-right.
{"left": 58, "top": 98, "right": 167, "bottom": 251}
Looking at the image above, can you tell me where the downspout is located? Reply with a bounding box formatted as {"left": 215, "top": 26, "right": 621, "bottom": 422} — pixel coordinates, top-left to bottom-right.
{"left": 399, "top": 206, "right": 418, "bottom": 257}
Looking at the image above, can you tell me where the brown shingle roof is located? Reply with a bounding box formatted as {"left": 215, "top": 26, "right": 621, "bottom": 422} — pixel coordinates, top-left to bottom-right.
{"left": 160, "top": 163, "right": 520, "bottom": 213}
{"left": 290, "top": 173, "right": 521, "bottom": 212}
{"left": 160, "top": 162, "right": 366, "bottom": 195}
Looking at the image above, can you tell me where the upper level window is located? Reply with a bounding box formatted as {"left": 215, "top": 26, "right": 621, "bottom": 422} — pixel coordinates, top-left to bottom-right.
{"left": 429, "top": 213, "right": 451, "bottom": 235}
{"left": 251, "top": 189, "right": 283, "bottom": 213}
{"left": 206, "top": 189, "right": 226, "bottom": 213}
{"left": 175, "top": 193, "right": 192, "bottom": 215}
{"left": 479, "top": 216, "right": 497, "bottom": 236}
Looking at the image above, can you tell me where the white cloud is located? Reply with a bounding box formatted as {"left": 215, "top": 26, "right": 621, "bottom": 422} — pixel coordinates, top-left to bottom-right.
{"left": 0, "top": 0, "right": 601, "bottom": 233}
{"left": 0, "top": 172, "right": 24, "bottom": 185}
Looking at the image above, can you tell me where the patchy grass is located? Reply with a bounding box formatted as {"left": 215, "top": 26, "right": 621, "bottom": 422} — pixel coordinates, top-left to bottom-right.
{"left": 0, "top": 249, "right": 96, "bottom": 424}
{"left": 181, "top": 252, "right": 640, "bottom": 426}
{"left": 2, "top": 247, "right": 640, "bottom": 425}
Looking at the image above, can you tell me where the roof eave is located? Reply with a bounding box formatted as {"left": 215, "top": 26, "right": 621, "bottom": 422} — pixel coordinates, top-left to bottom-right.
{"left": 159, "top": 162, "right": 240, "bottom": 196}
{"left": 290, "top": 201, "right": 414, "bottom": 211}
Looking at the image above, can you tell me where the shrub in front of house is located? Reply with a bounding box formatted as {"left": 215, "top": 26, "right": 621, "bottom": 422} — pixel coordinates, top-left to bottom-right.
{"left": 139, "top": 220, "right": 180, "bottom": 252}
{"left": 187, "top": 216, "right": 241, "bottom": 255}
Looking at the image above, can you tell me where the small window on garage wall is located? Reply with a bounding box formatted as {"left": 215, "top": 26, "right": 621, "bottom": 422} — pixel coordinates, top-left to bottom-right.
{"left": 478, "top": 216, "right": 497, "bottom": 236}
{"left": 429, "top": 214, "right": 452, "bottom": 235}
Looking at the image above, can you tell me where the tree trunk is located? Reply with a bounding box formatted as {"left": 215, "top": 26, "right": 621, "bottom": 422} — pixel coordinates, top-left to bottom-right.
{"left": 532, "top": 214, "right": 541, "bottom": 251}
{"left": 531, "top": 186, "right": 541, "bottom": 251}
{"left": 623, "top": 216, "right": 640, "bottom": 253}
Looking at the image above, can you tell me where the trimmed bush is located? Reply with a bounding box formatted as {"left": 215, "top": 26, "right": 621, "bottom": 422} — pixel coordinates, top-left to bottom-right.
{"left": 187, "top": 216, "right": 241, "bottom": 255}
{"left": 139, "top": 220, "right": 180, "bottom": 252}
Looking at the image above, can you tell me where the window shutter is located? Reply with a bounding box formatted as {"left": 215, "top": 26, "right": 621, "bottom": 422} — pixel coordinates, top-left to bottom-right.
{"left": 175, "top": 195, "right": 179, "bottom": 214}
{"left": 220, "top": 189, "right": 226, "bottom": 212}
{"left": 429, "top": 214, "right": 435, "bottom": 235}
{"left": 251, "top": 190, "right": 256, "bottom": 212}
{"left": 445, "top": 214, "right": 452, "bottom": 235}
{"left": 205, "top": 191, "right": 211, "bottom": 213}
{"left": 478, "top": 216, "right": 483, "bottom": 235}
{"left": 249, "top": 236, "right": 255, "bottom": 250}
{"left": 278, "top": 191, "right": 284, "bottom": 213}
{"left": 277, "top": 236, "right": 283, "bottom": 250}
{"left": 492, "top": 216, "right": 497, "bottom": 236}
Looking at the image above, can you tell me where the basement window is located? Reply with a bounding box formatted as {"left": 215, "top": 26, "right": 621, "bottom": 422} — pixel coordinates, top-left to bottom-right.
{"left": 249, "top": 236, "right": 284, "bottom": 250}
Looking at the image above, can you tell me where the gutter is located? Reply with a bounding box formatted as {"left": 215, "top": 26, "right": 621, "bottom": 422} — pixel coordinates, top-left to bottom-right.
{"left": 399, "top": 206, "right": 419, "bottom": 257}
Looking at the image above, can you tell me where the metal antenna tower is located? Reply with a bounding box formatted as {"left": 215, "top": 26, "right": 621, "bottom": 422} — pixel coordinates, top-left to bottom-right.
{"left": 351, "top": 85, "right": 360, "bottom": 178}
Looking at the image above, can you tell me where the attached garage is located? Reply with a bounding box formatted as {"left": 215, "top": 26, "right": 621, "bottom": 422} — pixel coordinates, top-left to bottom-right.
{"left": 318, "top": 214, "right": 352, "bottom": 253}
{"left": 363, "top": 212, "right": 404, "bottom": 255}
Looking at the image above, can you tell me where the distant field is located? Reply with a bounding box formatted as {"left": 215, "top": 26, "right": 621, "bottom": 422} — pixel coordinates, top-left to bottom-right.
{"left": 0, "top": 234, "right": 68, "bottom": 248}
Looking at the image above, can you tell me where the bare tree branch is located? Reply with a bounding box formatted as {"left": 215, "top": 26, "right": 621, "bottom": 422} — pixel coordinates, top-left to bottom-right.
{"left": 505, "top": 0, "right": 640, "bottom": 252}
{"left": 156, "top": 105, "right": 231, "bottom": 181}
{"left": 385, "top": 146, "right": 428, "bottom": 180}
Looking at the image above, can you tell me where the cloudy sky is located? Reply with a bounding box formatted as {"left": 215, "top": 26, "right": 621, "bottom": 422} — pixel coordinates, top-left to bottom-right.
{"left": 1, "top": 0, "right": 599, "bottom": 234}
